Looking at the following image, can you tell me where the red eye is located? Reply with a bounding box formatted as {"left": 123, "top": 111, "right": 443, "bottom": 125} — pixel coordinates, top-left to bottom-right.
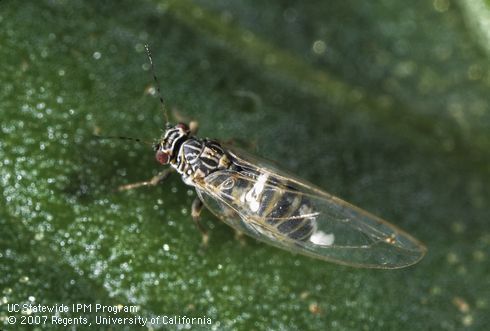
{"left": 155, "top": 150, "right": 170, "bottom": 164}
{"left": 176, "top": 123, "right": 189, "bottom": 131}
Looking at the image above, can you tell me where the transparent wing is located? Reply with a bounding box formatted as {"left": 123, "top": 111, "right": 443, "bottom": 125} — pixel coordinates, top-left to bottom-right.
{"left": 194, "top": 149, "right": 427, "bottom": 269}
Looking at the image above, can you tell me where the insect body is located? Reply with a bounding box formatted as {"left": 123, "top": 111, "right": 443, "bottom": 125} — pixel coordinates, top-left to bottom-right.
{"left": 152, "top": 123, "right": 427, "bottom": 269}
{"left": 121, "top": 45, "right": 426, "bottom": 269}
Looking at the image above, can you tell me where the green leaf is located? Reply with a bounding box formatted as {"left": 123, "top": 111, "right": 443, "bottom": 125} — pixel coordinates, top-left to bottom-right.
{"left": 1, "top": 0, "right": 489, "bottom": 330}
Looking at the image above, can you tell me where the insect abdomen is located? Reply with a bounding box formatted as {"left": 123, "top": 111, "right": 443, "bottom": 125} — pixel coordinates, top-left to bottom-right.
{"left": 263, "top": 191, "right": 316, "bottom": 241}
{"left": 218, "top": 171, "right": 317, "bottom": 242}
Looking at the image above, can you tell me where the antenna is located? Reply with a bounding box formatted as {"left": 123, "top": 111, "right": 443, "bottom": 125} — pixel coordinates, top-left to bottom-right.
{"left": 145, "top": 44, "right": 170, "bottom": 126}
{"left": 93, "top": 135, "right": 153, "bottom": 146}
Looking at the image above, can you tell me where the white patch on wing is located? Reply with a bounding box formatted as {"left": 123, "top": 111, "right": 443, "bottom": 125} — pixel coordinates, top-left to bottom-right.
{"left": 240, "top": 192, "right": 246, "bottom": 204}
{"left": 310, "top": 231, "right": 335, "bottom": 246}
{"left": 249, "top": 199, "right": 260, "bottom": 213}
{"left": 244, "top": 173, "right": 269, "bottom": 213}
{"left": 254, "top": 173, "right": 268, "bottom": 193}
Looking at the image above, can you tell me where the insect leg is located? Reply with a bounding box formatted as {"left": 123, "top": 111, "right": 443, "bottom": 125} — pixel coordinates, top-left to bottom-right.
{"left": 189, "top": 120, "right": 199, "bottom": 136}
{"left": 171, "top": 109, "right": 199, "bottom": 135}
{"left": 191, "top": 197, "right": 209, "bottom": 247}
{"left": 117, "top": 168, "right": 173, "bottom": 191}
{"left": 234, "top": 230, "right": 247, "bottom": 246}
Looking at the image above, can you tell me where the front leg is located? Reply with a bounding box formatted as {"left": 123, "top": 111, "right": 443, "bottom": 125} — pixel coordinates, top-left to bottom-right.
{"left": 171, "top": 109, "right": 199, "bottom": 135}
{"left": 117, "top": 168, "right": 173, "bottom": 191}
{"left": 191, "top": 197, "right": 209, "bottom": 247}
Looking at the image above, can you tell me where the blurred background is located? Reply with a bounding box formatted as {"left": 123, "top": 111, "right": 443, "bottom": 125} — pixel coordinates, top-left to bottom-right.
{"left": 1, "top": 0, "right": 489, "bottom": 330}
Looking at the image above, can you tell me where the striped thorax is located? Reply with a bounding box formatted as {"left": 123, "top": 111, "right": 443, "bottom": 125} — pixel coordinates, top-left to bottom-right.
{"left": 155, "top": 123, "right": 230, "bottom": 185}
